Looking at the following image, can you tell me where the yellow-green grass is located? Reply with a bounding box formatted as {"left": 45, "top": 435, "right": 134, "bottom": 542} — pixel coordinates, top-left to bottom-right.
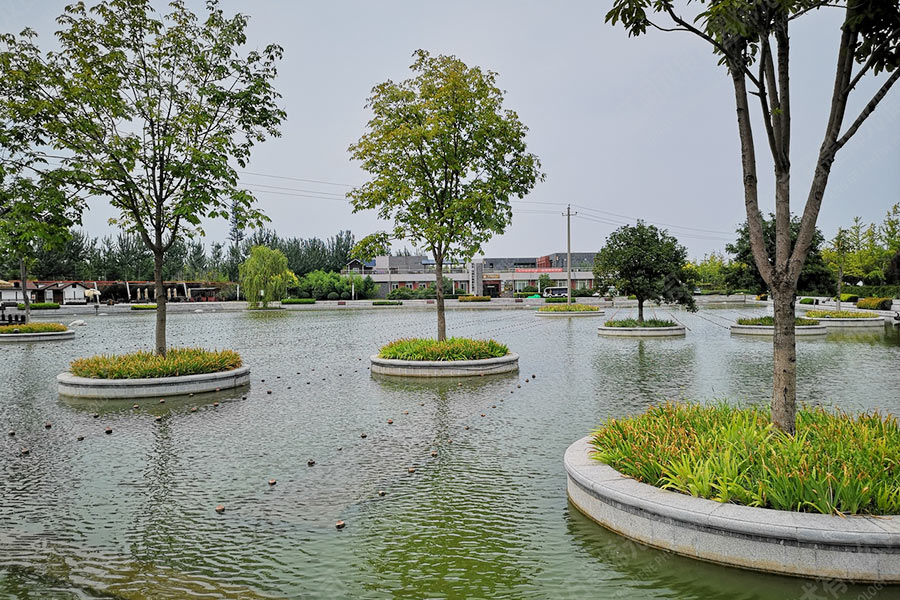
{"left": 590, "top": 402, "right": 900, "bottom": 515}
{"left": 0, "top": 322, "right": 68, "bottom": 334}
{"left": 70, "top": 347, "right": 242, "bottom": 379}
{"left": 604, "top": 318, "right": 677, "bottom": 328}
{"left": 806, "top": 310, "right": 879, "bottom": 319}
{"left": 736, "top": 316, "right": 819, "bottom": 326}
{"left": 131, "top": 304, "right": 158, "bottom": 310}
{"left": 378, "top": 338, "right": 508, "bottom": 361}
{"left": 857, "top": 297, "right": 893, "bottom": 310}
{"left": 16, "top": 302, "right": 59, "bottom": 310}
{"left": 538, "top": 303, "right": 599, "bottom": 312}
{"left": 458, "top": 295, "right": 491, "bottom": 302}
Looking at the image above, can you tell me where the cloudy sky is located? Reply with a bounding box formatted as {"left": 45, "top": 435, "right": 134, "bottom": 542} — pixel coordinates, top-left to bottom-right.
{"left": 3, "top": 1, "right": 898, "bottom": 259}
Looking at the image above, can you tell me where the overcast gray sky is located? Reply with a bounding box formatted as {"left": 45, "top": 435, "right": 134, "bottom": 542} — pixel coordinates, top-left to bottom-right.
{"left": 3, "top": 1, "right": 898, "bottom": 259}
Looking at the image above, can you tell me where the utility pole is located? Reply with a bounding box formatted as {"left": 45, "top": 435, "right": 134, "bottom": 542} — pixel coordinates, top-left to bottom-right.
{"left": 563, "top": 204, "right": 577, "bottom": 304}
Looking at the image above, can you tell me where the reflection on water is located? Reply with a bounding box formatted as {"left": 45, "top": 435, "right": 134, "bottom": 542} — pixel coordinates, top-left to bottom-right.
{"left": 1, "top": 308, "right": 898, "bottom": 599}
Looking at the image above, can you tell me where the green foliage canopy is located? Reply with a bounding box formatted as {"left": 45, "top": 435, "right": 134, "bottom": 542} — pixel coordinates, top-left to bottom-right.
{"left": 239, "top": 246, "right": 298, "bottom": 308}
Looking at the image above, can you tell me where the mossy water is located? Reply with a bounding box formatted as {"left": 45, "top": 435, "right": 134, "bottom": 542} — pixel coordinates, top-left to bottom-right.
{"left": 1, "top": 307, "right": 898, "bottom": 599}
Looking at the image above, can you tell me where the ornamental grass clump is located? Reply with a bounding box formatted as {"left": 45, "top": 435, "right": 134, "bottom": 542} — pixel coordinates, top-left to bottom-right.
{"left": 281, "top": 298, "right": 316, "bottom": 304}
{"left": 0, "top": 322, "right": 68, "bottom": 334}
{"left": 378, "top": 338, "right": 508, "bottom": 361}
{"left": 538, "top": 303, "right": 599, "bottom": 312}
{"left": 604, "top": 318, "right": 676, "bottom": 328}
{"left": 590, "top": 402, "right": 900, "bottom": 515}
{"left": 806, "top": 310, "right": 879, "bottom": 319}
{"left": 857, "top": 297, "right": 893, "bottom": 311}
{"left": 16, "top": 302, "right": 60, "bottom": 310}
{"left": 736, "top": 316, "right": 819, "bottom": 326}
{"left": 131, "top": 304, "right": 157, "bottom": 310}
{"left": 70, "top": 347, "right": 242, "bottom": 379}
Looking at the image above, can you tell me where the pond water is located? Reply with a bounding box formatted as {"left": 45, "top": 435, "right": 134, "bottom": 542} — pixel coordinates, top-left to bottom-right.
{"left": 2, "top": 305, "right": 899, "bottom": 599}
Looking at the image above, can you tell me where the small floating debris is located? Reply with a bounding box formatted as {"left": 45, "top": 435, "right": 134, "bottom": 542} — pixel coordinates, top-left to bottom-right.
{"left": 76, "top": 435, "right": 84, "bottom": 441}
{"left": 7, "top": 431, "right": 14, "bottom": 436}
{"left": 190, "top": 407, "right": 197, "bottom": 412}
{"left": 213, "top": 402, "right": 219, "bottom": 407}
{"left": 44, "top": 422, "right": 52, "bottom": 429}
{"left": 155, "top": 416, "right": 162, "bottom": 422}
{"left": 215, "top": 504, "right": 225, "bottom": 514}
{"left": 268, "top": 479, "right": 277, "bottom": 486}
{"left": 92, "top": 413, "right": 99, "bottom": 419}
{"left": 105, "top": 427, "right": 112, "bottom": 435}
{"left": 132, "top": 404, "right": 139, "bottom": 409}
{"left": 159, "top": 399, "right": 165, "bottom": 404}
{"left": 267, "top": 390, "right": 272, "bottom": 395}
{"left": 20, "top": 448, "right": 29, "bottom": 456}
{"left": 408, "top": 467, "right": 416, "bottom": 473}
{"left": 360, "top": 433, "right": 367, "bottom": 439}
{"left": 335, "top": 520, "right": 346, "bottom": 530}
{"left": 378, "top": 490, "right": 386, "bottom": 496}
{"left": 387, "top": 419, "right": 393, "bottom": 424}
{"left": 307, "top": 459, "right": 316, "bottom": 467}
{"left": 431, "top": 450, "right": 438, "bottom": 457}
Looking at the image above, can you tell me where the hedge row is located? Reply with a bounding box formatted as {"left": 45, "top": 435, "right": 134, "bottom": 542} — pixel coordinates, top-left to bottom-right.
{"left": 458, "top": 295, "right": 490, "bottom": 302}
{"left": 281, "top": 298, "right": 316, "bottom": 304}
{"left": 16, "top": 302, "right": 60, "bottom": 310}
{"left": 373, "top": 300, "right": 402, "bottom": 306}
{"left": 857, "top": 297, "right": 893, "bottom": 310}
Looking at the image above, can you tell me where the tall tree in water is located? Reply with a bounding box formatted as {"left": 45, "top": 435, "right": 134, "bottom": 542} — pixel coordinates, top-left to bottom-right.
{"left": 349, "top": 50, "right": 544, "bottom": 340}
{"left": 606, "top": 1, "right": 900, "bottom": 432}
{"left": 0, "top": 0, "right": 285, "bottom": 354}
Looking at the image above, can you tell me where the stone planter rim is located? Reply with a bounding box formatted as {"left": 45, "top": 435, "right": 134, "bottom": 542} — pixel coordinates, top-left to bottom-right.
{"left": 730, "top": 323, "right": 827, "bottom": 336}
{"left": 0, "top": 329, "right": 74, "bottom": 342}
{"left": 370, "top": 352, "right": 519, "bottom": 377}
{"left": 57, "top": 365, "right": 250, "bottom": 398}
{"left": 370, "top": 352, "right": 519, "bottom": 369}
{"left": 536, "top": 310, "right": 605, "bottom": 317}
{"left": 597, "top": 324, "right": 685, "bottom": 336}
{"left": 566, "top": 435, "right": 900, "bottom": 582}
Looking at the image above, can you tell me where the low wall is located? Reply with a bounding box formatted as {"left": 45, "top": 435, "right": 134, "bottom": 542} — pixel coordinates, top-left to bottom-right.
{"left": 730, "top": 324, "right": 828, "bottom": 336}
{"left": 565, "top": 436, "right": 900, "bottom": 583}
{"left": 597, "top": 325, "right": 685, "bottom": 337}
{"left": 57, "top": 366, "right": 250, "bottom": 399}
{"left": 0, "top": 329, "right": 75, "bottom": 342}
{"left": 370, "top": 353, "right": 519, "bottom": 377}
{"left": 812, "top": 317, "right": 886, "bottom": 328}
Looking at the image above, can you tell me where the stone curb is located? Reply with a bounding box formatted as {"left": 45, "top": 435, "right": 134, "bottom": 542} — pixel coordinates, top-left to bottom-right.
{"left": 565, "top": 436, "right": 900, "bottom": 582}
{"left": 597, "top": 325, "right": 686, "bottom": 337}
{"left": 57, "top": 365, "right": 251, "bottom": 399}
{"left": 370, "top": 353, "right": 519, "bottom": 377}
{"left": 730, "top": 324, "right": 827, "bottom": 336}
{"left": 0, "top": 329, "right": 75, "bottom": 342}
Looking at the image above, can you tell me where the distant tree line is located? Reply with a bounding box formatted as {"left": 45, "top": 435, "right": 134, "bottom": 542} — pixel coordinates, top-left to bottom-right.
{"left": 0, "top": 228, "right": 356, "bottom": 282}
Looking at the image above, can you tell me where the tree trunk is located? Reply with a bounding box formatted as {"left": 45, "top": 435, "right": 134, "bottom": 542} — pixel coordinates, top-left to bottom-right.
{"left": 435, "top": 254, "right": 446, "bottom": 341}
{"left": 637, "top": 298, "right": 644, "bottom": 323}
{"left": 19, "top": 257, "right": 30, "bottom": 324}
{"left": 771, "top": 286, "right": 797, "bottom": 434}
{"left": 154, "top": 250, "right": 167, "bottom": 356}
{"left": 836, "top": 264, "right": 842, "bottom": 312}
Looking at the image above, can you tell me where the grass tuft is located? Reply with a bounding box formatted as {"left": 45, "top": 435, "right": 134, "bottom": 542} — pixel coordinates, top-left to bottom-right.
{"left": 604, "top": 318, "right": 676, "bottom": 328}
{"left": 281, "top": 298, "right": 316, "bottom": 304}
{"left": 17, "top": 302, "right": 59, "bottom": 310}
{"left": 378, "top": 337, "right": 508, "bottom": 361}
{"left": 0, "top": 322, "right": 68, "bottom": 334}
{"left": 590, "top": 402, "right": 900, "bottom": 515}
{"left": 70, "top": 347, "right": 242, "bottom": 379}
{"left": 806, "top": 310, "right": 879, "bottom": 319}
{"left": 131, "top": 304, "right": 158, "bottom": 310}
{"left": 538, "top": 303, "right": 599, "bottom": 312}
{"left": 736, "top": 316, "right": 818, "bottom": 326}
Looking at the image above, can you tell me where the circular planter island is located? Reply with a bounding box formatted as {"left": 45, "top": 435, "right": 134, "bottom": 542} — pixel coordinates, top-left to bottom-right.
{"left": 804, "top": 310, "right": 885, "bottom": 329}
{"left": 370, "top": 338, "right": 518, "bottom": 377}
{"left": 536, "top": 303, "right": 605, "bottom": 317}
{"left": 0, "top": 323, "right": 75, "bottom": 342}
{"left": 57, "top": 348, "right": 250, "bottom": 399}
{"left": 598, "top": 319, "right": 685, "bottom": 337}
{"left": 730, "top": 316, "right": 826, "bottom": 337}
{"left": 565, "top": 435, "right": 900, "bottom": 582}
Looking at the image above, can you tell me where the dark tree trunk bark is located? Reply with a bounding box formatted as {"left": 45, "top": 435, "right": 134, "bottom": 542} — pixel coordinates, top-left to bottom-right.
{"left": 637, "top": 298, "right": 644, "bottom": 323}
{"left": 771, "top": 285, "right": 797, "bottom": 434}
{"left": 19, "top": 257, "right": 30, "bottom": 324}
{"left": 435, "top": 253, "right": 446, "bottom": 341}
{"left": 153, "top": 250, "right": 167, "bottom": 356}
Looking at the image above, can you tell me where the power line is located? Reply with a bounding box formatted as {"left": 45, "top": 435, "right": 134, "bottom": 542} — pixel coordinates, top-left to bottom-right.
{"left": 237, "top": 170, "right": 354, "bottom": 188}
{"left": 572, "top": 204, "right": 734, "bottom": 236}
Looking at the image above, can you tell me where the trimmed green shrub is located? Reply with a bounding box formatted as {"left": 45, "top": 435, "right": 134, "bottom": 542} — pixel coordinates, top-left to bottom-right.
{"left": 131, "top": 304, "right": 157, "bottom": 310}
{"left": 626, "top": 294, "right": 637, "bottom": 300}
{"left": 604, "top": 318, "right": 677, "bottom": 328}
{"left": 387, "top": 287, "right": 415, "bottom": 300}
{"left": 537, "top": 303, "right": 599, "bottom": 312}
{"left": 378, "top": 337, "right": 508, "bottom": 361}
{"left": 0, "top": 322, "right": 68, "bottom": 334}
{"left": 326, "top": 292, "right": 340, "bottom": 301}
{"left": 857, "top": 297, "right": 893, "bottom": 310}
{"left": 799, "top": 297, "right": 815, "bottom": 305}
{"left": 17, "top": 302, "right": 59, "bottom": 310}
{"left": 806, "top": 310, "right": 879, "bottom": 319}
{"left": 340, "top": 291, "right": 351, "bottom": 300}
{"left": 590, "top": 402, "right": 900, "bottom": 515}
{"left": 846, "top": 285, "right": 900, "bottom": 299}
{"left": 373, "top": 300, "right": 402, "bottom": 306}
{"left": 838, "top": 293, "right": 859, "bottom": 303}
{"left": 70, "top": 347, "right": 242, "bottom": 379}
{"left": 281, "top": 298, "right": 316, "bottom": 304}
{"left": 544, "top": 297, "right": 568, "bottom": 303}
{"left": 756, "top": 293, "right": 768, "bottom": 301}
{"left": 736, "top": 316, "right": 819, "bottom": 326}
{"left": 458, "top": 295, "right": 490, "bottom": 302}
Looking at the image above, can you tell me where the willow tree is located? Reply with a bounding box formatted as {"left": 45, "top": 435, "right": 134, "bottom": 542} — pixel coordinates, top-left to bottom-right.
{"left": 349, "top": 50, "right": 544, "bottom": 341}
{"left": 607, "top": 1, "right": 900, "bottom": 433}
{"left": 0, "top": 0, "right": 285, "bottom": 354}
{"left": 239, "top": 246, "right": 297, "bottom": 308}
